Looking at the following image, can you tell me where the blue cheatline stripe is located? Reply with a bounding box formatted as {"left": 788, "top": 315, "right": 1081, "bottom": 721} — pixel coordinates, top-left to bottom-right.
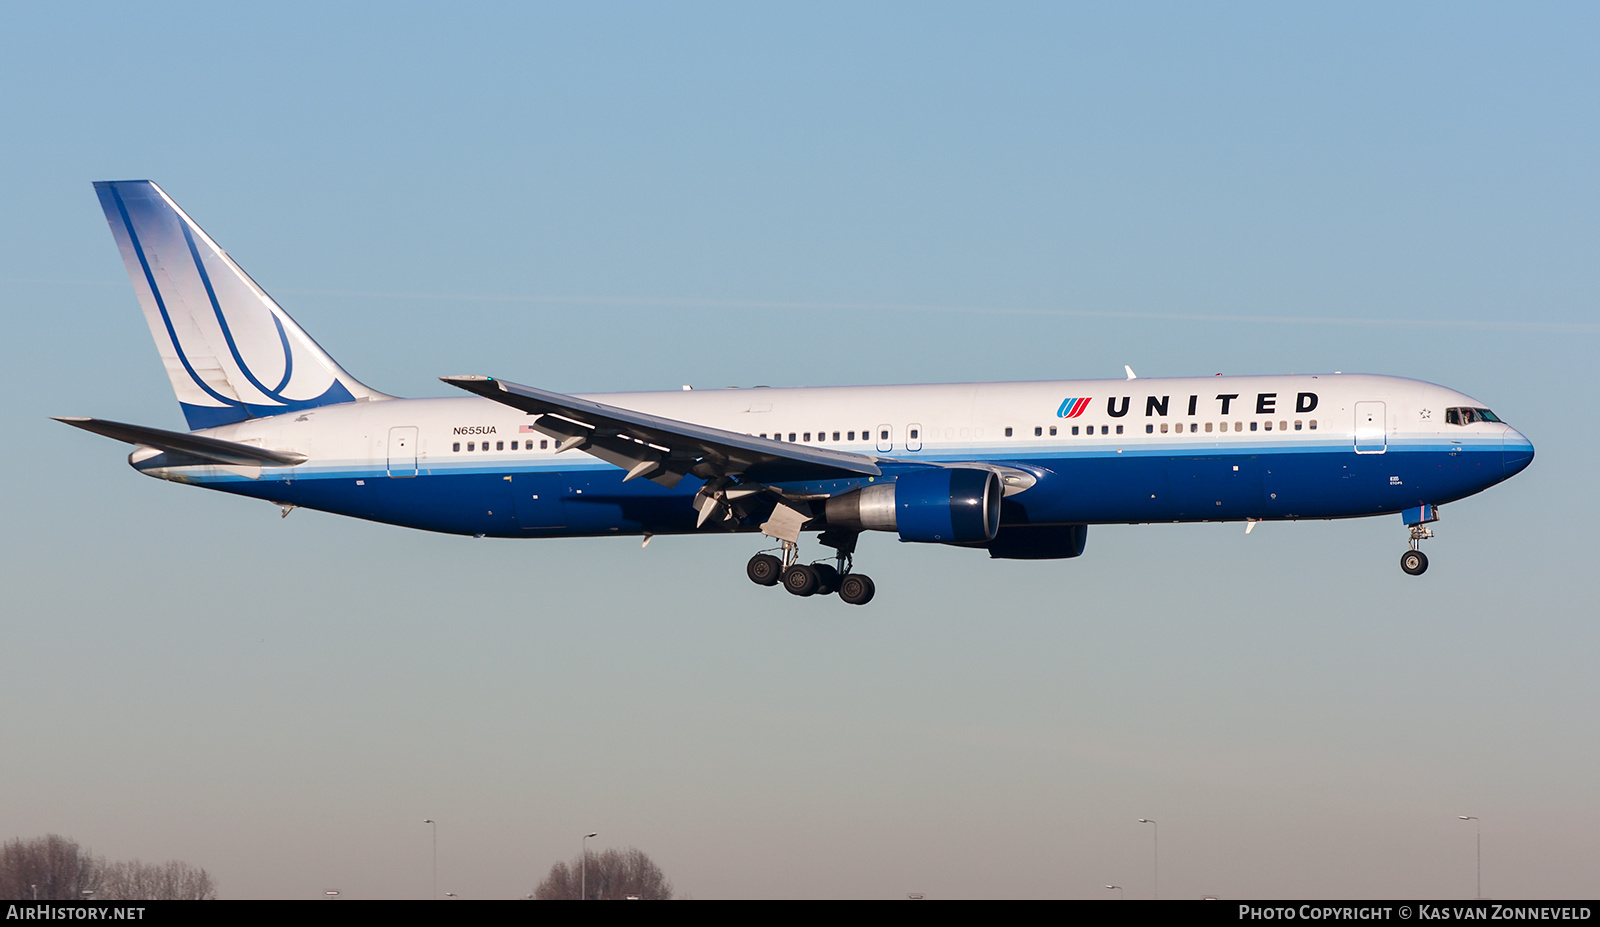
{"left": 153, "top": 441, "right": 1504, "bottom": 488}
{"left": 154, "top": 435, "right": 1500, "bottom": 478}
{"left": 179, "top": 220, "right": 297, "bottom": 399}
{"left": 110, "top": 185, "right": 250, "bottom": 425}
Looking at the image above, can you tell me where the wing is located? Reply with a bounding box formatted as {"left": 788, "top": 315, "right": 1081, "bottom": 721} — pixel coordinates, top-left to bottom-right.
{"left": 440, "top": 375, "right": 883, "bottom": 488}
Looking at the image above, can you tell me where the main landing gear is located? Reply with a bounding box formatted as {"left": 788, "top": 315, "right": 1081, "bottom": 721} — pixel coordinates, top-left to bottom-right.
{"left": 746, "top": 530, "right": 875, "bottom": 605}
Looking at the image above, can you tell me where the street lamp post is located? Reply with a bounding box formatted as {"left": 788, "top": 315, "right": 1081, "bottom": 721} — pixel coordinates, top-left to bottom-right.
{"left": 582, "top": 832, "right": 597, "bottom": 900}
{"left": 1459, "top": 816, "right": 1481, "bottom": 899}
{"left": 1139, "top": 819, "right": 1158, "bottom": 900}
{"left": 424, "top": 819, "right": 437, "bottom": 900}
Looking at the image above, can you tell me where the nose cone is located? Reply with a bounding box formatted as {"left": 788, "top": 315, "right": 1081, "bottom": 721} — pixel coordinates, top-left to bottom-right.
{"left": 1503, "top": 428, "right": 1535, "bottom": 477}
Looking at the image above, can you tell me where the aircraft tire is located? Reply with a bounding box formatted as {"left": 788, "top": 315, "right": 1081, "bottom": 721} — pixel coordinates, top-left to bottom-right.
{"left": 1400, "top": 550, "right": 1429, "bottom": 576}
{"left": 747, "top": 553, "right": 783, "bottom": 586}
{"left": 813, "top": 564, "right": 841, "bottom": 596}
{"left": 783, "top": 564, "right": 820, "bottom": 597}
{"left": 838, "top": 574, "right": 875, "bottom": 606}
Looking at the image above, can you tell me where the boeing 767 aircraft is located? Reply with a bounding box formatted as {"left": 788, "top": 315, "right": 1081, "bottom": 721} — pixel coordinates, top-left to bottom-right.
{"left": 58, "top": 181, "right": 1534, "bottom": 605}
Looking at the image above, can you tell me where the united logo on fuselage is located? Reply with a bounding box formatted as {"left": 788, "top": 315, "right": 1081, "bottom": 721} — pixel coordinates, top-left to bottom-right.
{"left": 1056, "top": 397, "right": 1091, "bottom": 419}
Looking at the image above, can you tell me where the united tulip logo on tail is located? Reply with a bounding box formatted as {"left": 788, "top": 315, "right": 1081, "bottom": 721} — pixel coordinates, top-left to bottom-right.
{"left": 1056, "top": 397, "right": 1090, "bottom": 418}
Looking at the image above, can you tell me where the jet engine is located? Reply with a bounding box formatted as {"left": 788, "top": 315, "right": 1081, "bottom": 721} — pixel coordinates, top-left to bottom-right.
{"left": 825, "top": 467, "right": 1002, "bottom": 543}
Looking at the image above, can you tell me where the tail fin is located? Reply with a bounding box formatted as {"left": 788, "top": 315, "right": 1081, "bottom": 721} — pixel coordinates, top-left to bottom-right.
{"left": 93, "top": 180, "right": 389, "bottom": 430}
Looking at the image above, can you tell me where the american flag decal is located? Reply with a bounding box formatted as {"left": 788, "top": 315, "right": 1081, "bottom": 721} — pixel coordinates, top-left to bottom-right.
{"left": 519, "top": 425, "right": 540, "bottom": 433}
{"left": 1056, "top": 397, "right": 1090, "bottom": 419}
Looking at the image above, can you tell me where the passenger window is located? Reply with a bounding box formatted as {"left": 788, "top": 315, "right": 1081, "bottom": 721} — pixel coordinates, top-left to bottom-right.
{"left": 1071, "top": 426, "right": 1079, "bottom": 435}
{"left": 803, "top": 433, "right": 811, "bottom": 442}
{"left": 511, "top": 441, "right": 519, "bottom": 450}
{"left": 453, "top": 442, "right": 461, "bottom": 452}
{"left": 468, "top": 442, "right": 476, "bottom": 451}
{"left": 1309, "top": 420, "right": 1317, "bottom": 430}
{"left": 833, "top": 431, "right": 841, "bottom": 441}
{"left": 1294, "top": 421, "right": 1302, "bottom": 431}
{"left": 1049, "top": 426, "right": 1057, "bottom": 436}
{"left": 1005, "top": 427, "right": 1013, "bottom": 437}
{"left": 1034, "top": 426, "right": 1042, "bottom": 437}
{"left": 541, "top": 440, "right": 549, "bottom": 449}
{"left": 1235, "top": 422, "right": 1242, "bottom": 431}
{"left": 1102, "top": 426, "right": 1110, "bottom": 435}
{"left": 1116, "top": 425, "right": 1123, "bottom": 434}
{"left": 1205, "top": 422, "right": 1213, "bottom": 433}
{"left": 497, "top": 441, "right": 504, "bottom": 450}
{"left": 1189, "top": 423, "right": 1197, "bottom": 433}
{"left": 1146, "top": 424, "right": 1154, "bottom": 434}
{"left": 1250, "top": 422, "right": 1258, "bottom": 432}
{"left": 1264, "top": 422, "right": 1272, "bottom": 431}
{"left": 847, "top": 431, "right": 855, "bottom": 441}
{"left": 880, "top": 430, "right": 889, "bottom": 440}
{"left": 1280, "top": 421, "right": 1287, "bottom": 431}
{"left": 1160, "top": 423, "right": 1168, "bottom": 434}
{"left": 789, "top": 433, "right": 797, "bottom": 442}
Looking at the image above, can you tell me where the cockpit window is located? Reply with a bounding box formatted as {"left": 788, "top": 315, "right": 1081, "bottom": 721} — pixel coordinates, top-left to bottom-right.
{"left": 1445, "top": 407, "right": 1503, "bottom": 425}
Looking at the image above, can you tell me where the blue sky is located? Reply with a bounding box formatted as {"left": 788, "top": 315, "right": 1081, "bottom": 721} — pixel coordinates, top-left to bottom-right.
{"left": 1, "top": 2, "right": 1596, "bottom": 899}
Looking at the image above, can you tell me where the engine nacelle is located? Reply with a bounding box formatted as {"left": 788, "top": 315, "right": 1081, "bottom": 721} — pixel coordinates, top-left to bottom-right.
{"left": 825, "top": 468, "right": 1002, "bottom": 544}
{"left": 983, "top": 524, "right": 1088, "bottom": 560}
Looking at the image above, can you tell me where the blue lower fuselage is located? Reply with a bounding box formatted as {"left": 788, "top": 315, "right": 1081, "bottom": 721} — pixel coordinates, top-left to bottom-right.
{"left": 168, "top": 437, "right": 1531, "bottom": 540}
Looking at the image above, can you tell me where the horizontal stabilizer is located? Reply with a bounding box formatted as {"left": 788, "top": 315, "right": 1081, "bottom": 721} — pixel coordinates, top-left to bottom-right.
{"left": 53, "top": 417, "right": 307, "bottom": 467}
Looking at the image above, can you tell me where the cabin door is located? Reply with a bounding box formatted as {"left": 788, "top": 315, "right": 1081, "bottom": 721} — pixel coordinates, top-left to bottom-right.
{"left": 1354, "top": 402, "right": 1387, "bottom": 454}
{"left": 387, "top": 426, "right": 419, "bottom": 477}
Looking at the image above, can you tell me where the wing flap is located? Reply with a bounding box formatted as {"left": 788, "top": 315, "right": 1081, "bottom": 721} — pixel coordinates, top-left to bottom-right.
{"left": 441, "top": 375, "right": 882, "bottom": 484}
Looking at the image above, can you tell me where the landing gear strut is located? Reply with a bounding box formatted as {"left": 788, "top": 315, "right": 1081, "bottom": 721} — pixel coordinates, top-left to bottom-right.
{"left": 744, "top": 530, "right": 875, "bottom": 605}
{"left": 1400, "top": 505, "right": 1438, "bottom": 576}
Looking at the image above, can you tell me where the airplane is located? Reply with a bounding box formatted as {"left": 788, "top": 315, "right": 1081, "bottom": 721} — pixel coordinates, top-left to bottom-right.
{"left": 58, "top": 180, "right": 1535, "bottom": 606}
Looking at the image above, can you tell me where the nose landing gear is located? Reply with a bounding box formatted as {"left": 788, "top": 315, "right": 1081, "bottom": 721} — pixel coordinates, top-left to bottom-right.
{"left": 1400, "top": 504, "right": 1439, "bottom": 576}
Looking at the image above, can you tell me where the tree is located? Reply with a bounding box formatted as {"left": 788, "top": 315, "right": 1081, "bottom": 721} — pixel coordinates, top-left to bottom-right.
{"left": 533, "top": 847, "right": 672, "bottom": 900}
{"left": 0, "top": 835, "right": 101, "bottom": 901}
{"left": 98, "top": 859, "right": 217, "bottom": 901}
{"left": 0, "top": 836, "right": 217, "bottom": 901}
